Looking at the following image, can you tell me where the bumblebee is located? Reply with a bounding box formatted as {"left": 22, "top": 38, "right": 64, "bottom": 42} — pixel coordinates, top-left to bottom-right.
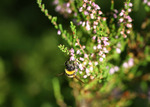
{"left": 65, "top": 60, "right": 84, "bottom": 83}
{"left": 65, "top": 60, "right": 77, "bottom": 78}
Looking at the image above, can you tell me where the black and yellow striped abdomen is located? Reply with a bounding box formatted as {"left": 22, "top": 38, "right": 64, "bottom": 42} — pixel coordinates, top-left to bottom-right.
{"left": 65, "top": 69, "right": 76, "bottom": 78}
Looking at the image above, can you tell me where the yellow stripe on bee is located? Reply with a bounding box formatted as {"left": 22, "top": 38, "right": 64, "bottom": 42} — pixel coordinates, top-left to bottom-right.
{"left": 65, "top": 69, "right": 75, "bottom": 75}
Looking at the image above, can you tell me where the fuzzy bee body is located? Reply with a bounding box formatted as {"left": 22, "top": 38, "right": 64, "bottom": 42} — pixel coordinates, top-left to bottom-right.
{"left": 64, "top": 60, "right": 84, "bottom": 83}
{"left": 65, "top": 60, "right": 77, "bottom": 78}
{"left": 65, "top": 69, "right": 76, "bottom": 78}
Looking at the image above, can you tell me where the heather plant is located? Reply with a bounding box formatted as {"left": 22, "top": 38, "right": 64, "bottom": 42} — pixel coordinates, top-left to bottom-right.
{"left": 37, "top": 0, "right": 150, "bottom": 106}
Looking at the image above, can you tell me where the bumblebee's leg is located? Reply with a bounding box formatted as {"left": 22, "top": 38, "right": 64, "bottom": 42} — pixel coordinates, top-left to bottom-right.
{"left": 74, "top": 76, "right": 85, "bottom": 84}
{"left": 57, "top": 72, "right": 65, "bottom": 77}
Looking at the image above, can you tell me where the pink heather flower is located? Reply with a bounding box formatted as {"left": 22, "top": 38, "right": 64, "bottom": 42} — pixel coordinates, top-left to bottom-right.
{"left": 84, "top": 11, "right": 89, "bottom": 15}
{"left": 83, "top": 75, "right": 87, "bottom": 78}
{"left": 70, "top": 56, "right": 75, "bottom": 61}
{"left": 92, "top": 36, "right": 96, "bottom": 40}
{"left": 114, "top": 66, "right": 119, "bottom": 71}
{"left": 126, "top": 23, "right": 132, "bottom": 28}
{"left": 93, "top": 3, "right": 100, "bottom": 10}
{"left": 93, "top": 30, "right": 96, "bottom": 34}
{"left": 94, "top": 21, "right": 98, "bottom": 25}
{"left": 89, "top": 1, "right": 92, "bottom": 4}
{"left": 93, "top": 25, "right": 97, "bottom": 29}
{"left": 120, "top": 30, "right": 124, "bottom": 35}
{"left": 83, "top": 45, "right": 86, "bottom": 49}
{"left": 79, "top": 64, "right": 83, "bottom": 70}
{"left": 79, "top": 7, "right": 83, "bottom": 12}
{"left": 99, "top": 51, "right": 103, "bottom": 56}
{"left": 74, "top": 12, "right": 77, "bottom": 17}
{"left": 97, "top": 38, "right": 101, "bottom": 43}
{"left": 70, "top": 48, "right": 74, "bottom": 53}
{"left": 104, "top": 49, "right": 109, "bottom": 53}
{"left": 93, "top": 46, "right": 97, "bottom": 50}
{"left": 84, "top": 0, "right": 88, "bottom": 3}
{"left": 87, "top": 6, "right": 91, "bottom": 11}
{"left": 97, "top": 44, "right": 102, "bottom": 49}
{"left": 67, "top": 9, "right": 72, "bottom": 13}
{"left": 123, "top": 62, "right": 128, "bottom": 68}
{"left": 91, "top": 53, "right": 94, "bottom": 57}
{"left": 119, "top": 18, "right": 124, "bottom": 22}
{"left": 127, "top": 30, "right": 131, "bottom": 34}
{"left": 95, "top": 5, "right": 100, "bottom": 10}
{"left": 86, "top": 68, "right": 90, "bottom": 74}
{"left": 103, "top": 17, "right": 106, "bottom": 21}
{"left": 102, "top": 54, "right": 106, "bottom": 58}
{"left": 83, "top": 3, "right": 86, "bottom": 8}
{"left": 119, "top": 12, "right": 124, "bottom": 16}
{"left": 90, "top": 66, "right": 93, "bottom": 71}
{"left": 143, "top": 0, "right": 147, "bottom": 4}
{"left": 83, "top": 61, "right": 87, "bottom": 65}
{"left": 92, "top": 10, "right": 96, "bottom": 14}
{"left": 109, "top": 68, "right": 115, "bottom": 74}
{"left": 76, "top": 50, "right": 81, "bottom": 54}
{"left": 119, "top": 10, "right": 125, "bottom": 16}
{"left": 99, "top": 57, "right": 103, "bottom": 62}
{"left": 97, "top": 16, "right": 101, "bottom": 20}
{"left": 129, "top": 3, "right": 133, "bottom": 7}
{"left": 75, "top": 43, "right": 78, "bottom": 46}
{"left": 84, "top": 54, "right": 88, "bottom": 58}
{"left": 117, "top": 43, "right": 121, "bottom": 47}
{"left": 53, "top": 0, "right": 59, "bottom": 5}
{"left": 86, "top": 23, "right": 91, "bottom": 30}
{"left": 114, "top": 9, "right": 118, "bottom": 13}
{"left": 128, "top": 8, "right": 132, "bottom": 12}
{"left": 66, "top": 3, "right": 70, "bottom": 7}
{"left": 90, "top": 14, "right": 94, "bottom": 19}
{"left": 113, "top": 14, "right": 117, "bottom": 18}
{"left": 98, "top": 11, "right": 102, "bottom": 15}
{"left": 82, "top": 22, "right": 85, "bottom": 26}
{"left": 89, "top": 61, "right": 92, "bottom": 65}
{"left": 123, "top": 34, "right": 127, "bottom": 38}
{"left": 116, "top": 48, "right": 121, "bottom": 54}
{"left": 79, "top": 71, "right": 82, "bottom": 74}
{"left": 92, "top": 2, "right": 96, "bottom": 7}
{"left": 80, "top": 57, "right": 84, "bottom": 61}
{"left": 79, "top": 21, "right": 82, "bottom": 25}
{"left": 95, "top": 61, "right": 98, "bottom": 66}
{"left": 55, "top": 5, "right": 61, "bottom": 12}
{"left": 125, "top": 3, "right": 127, "bottom": 8}
{"left": 128, "top": 58, "right": 134, "bottom": 67}
{"left": 147, "top": 2, "right": 150, "bottom": 6}
{"left": 102, "top": 37, "right": 108, "bottom": 41}
{"left": 103, "top": 47, "right": 107, "bottom": 51}
{"left": 103, "top": 41, "right": 110, "bottom": 46}
{"left": 57, "top": 30, "right": 61, "bottom": 35}
{"left": 127, "top": 16, "right": 132, "bottom": 22}
{"left": 115, "top": 35, "right": 119, "bottom": 38}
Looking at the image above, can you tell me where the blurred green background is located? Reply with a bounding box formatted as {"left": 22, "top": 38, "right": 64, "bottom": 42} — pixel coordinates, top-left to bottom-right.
{"left": 0, "top": 0, "right": 75, "bottom": 107}
{"left": 0, "top": 0, "right": 149, "bottom": 107}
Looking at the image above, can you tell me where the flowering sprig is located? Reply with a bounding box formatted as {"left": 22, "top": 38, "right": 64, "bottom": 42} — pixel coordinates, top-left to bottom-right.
{"left": 37, "top": 0, "right": 133, "bottom": 83}
{"left": 37, "top": 0, "right": 150, "bottom": 106}
{"left": 113, "top": 1, "right": 133, "bottom": 38}
{"left": 37, "top": 0, "right": 137, "bottom": 83}
{"left": 78, "top": 0, "right": 108, "bottom": 35}
{"left": 53, "top": 0, "right": 77, "bottom": 17}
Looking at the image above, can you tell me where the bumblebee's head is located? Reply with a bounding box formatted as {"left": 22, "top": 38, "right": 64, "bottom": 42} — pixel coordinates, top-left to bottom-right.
{"left": 65, "top": 61, "right": 75, "bottom": 71}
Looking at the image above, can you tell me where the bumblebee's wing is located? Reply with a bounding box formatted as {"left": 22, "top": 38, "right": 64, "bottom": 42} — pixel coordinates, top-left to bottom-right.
{"left": 56, "top": 72, "right": 65, "bottom": 77}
